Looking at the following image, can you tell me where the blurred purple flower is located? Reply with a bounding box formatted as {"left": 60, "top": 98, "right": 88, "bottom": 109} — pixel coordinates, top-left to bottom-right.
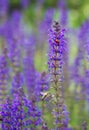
{"left": 1, "top": 96, "right": 12, "bottom": 130}
{"left": 0, "top": 48, "right": 9, "bottom": 109}
{"left": 58, "top": 0, "right": 68, "bottom": 27}
{"left": 71, "top": 20, "right": 89, "bottom": 84}
{"left": 23, "top": 35, "right": 42, "bottom": 129}
{"left": 23, "top": 34, "right": 37, "bottom": 96}
{"left": 11, "top": 72, "right": 24, "bottom": 94}
{"left": 0, "top": 0, "right": 9, "bottom": 16}
{"left": 40, "top": 8, "right": 54, "bottom": 34}
{"left": 20, "top": 0, "right": 30, "bottom": 9}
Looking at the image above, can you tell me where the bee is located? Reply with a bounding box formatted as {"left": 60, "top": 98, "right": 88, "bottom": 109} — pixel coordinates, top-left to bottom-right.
{"left": 40, "top": 92, "right": 52, "bottom": 101}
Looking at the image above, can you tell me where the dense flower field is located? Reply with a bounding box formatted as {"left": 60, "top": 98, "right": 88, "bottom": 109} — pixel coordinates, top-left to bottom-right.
{"left": 0, "top": 0, "right": 89, "bottom": 130}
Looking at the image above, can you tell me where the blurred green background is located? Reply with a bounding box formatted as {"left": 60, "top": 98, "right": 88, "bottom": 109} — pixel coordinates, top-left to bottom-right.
{"left": 9, "top": 0, "right": 89, "bottom": 27}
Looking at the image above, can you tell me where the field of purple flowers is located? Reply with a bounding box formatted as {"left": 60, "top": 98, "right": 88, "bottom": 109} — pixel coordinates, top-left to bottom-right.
{"left": 0, "top": 0, "right": 89, "bottom": 130}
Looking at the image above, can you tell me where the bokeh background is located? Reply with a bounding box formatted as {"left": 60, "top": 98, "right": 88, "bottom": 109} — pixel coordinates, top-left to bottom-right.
{"left": 5, "top": 0, "right": 89, "bottom": 26}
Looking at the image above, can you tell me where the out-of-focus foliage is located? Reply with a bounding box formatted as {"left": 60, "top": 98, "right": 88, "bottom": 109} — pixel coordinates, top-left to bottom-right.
{"left": 9, "top": 0, "right": 89, "bottom": 27}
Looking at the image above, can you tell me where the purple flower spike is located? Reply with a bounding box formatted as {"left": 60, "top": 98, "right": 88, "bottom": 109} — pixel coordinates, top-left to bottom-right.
{"left": 58, "top": 0, "right": 68, "bottom": 27}
{"left": 0, "top": 48, "right": 8, "bottom": 110}
{"left": 0, "top": 0, "right": 9, "bottom": 16}
{"left": 23, "top": 35, "right": 42, "bottom": 129}
{"left": 8, "top": 37, "right": 21, "bottom": 73}
{"left": 40, "top": 8, "right": 54, "bottom": 34}
{"left": 23, "top": 35, "right": 36, "bottom": 97}
{"left": 48, "top": 21, "right": 69, "bottom": 129}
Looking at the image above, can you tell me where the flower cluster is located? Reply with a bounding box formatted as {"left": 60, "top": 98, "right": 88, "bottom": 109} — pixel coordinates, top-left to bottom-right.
{"left": 1, "top": 87, "right": 42, "bottom": 130}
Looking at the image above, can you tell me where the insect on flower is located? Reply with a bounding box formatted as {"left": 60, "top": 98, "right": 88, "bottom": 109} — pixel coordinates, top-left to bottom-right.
{"left": 55, "top": 38, "right": 60, "bottom": 45}
{"left": 40, "top": 92, "right": 52, "bottom": 101}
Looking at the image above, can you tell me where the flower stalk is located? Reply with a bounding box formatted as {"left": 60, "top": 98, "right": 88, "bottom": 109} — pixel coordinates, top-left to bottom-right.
{"left": 48, "top": 21, "right": 69, "bottom": 129}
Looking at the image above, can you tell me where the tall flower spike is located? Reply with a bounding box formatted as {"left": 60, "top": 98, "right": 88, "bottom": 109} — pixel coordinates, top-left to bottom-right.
{"left": 23, "top": 35, "right": 42, "bottom": 129}
{"left": 0, "top": 47, "right": 8, "bottom": 111}
{"left": 48, "top": 21, "right": 69, "bottom": 129}
{"left": 58, "top": 0, "right": 68, "bottom": 27}
{"left": 8, "top": 37, "right": 21, "bottom": 73}
{"left": 0, "top": 0, "right": 9, "bottom": 20}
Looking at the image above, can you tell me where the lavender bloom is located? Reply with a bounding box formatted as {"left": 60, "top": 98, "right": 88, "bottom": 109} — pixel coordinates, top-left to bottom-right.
{"left": 0, "top": 48, "right": 8, "bottom": 110}
{"left": 23, "top": 71, "right": 42, "bottom": 129}
{"left": 10, "top": 11, "right": 22, "bottom": 31}
{"left": 23, "top": 35, "right": 36, "bottom": 97}
{"left": 39, "top": 72, "right": 49, "bottom": 94}
{"left": 0, "top": 0, "right": 9, "bottom": 16}
{"left": 85, "top": 40, "right": 89, "bottom": 63}
{"left": 0, "top": 23, "right": 6, "bottom": 37}
{"left": 1, "top": 88, "right": 24, "bottom": 130}
{"left": 0, "top": 20, "right": 11, "bottom": 40}
{"left": 48, "top": 21, "right": 65, "bottom": 82}
{"left": 40, "top": 9, "right": 54, "bottom": 34}
{"left": 2, "top": 11, "right": 23, "bottom": 74}
{"left": 71, "top": 50, "right": 84, "bottom": 86}
{"left": 2, "top": 11, "right": 22, "bottom": 41}
{"left": 48, "top": 21, "right": 69, "bottom": 129}
{"left": 23, "top": 58, "right": 41, "bottom": 101}
{"left": 1, "top": 87, "right": 42, "bottom": 129}
{"left": 71, "top": 21, "right": 89, "bottom": 84}
{"left": 84, "top": 71, "right": 89, "bottom": 115}
{"left": 8, "top": 38, "right": 21, "bottom": 73}
{"left": 58, "top": 0, "right": 68, "bottom": 27}
{"left": 11, "top": 72, "right": 23, "bottom": 94}
{"left": 23, "top": 35, "right": 42, "bottom": 129}
{"left": 82, "top": 20, "right": 89, "bottom": 62}
{"left": 11, "top": 87, "right": 25, "bottom": 129}
{"left": 1, "top": 96, "right": 12, "bottom": 130}
{"left": 28, "top": 101, "right": 42, "bottom": 129}
{"left": 37, "top": 8, "right": 54, "bottom": 49}
{"left": 23, "top": 96, "right": 42, "bottom": 129}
